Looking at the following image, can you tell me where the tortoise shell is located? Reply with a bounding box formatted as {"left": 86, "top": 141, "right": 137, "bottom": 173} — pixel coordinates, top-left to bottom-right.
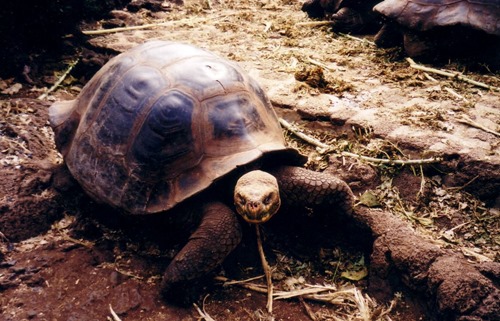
{"left": 374, "top": 0, "right": 500, "bottom": 36}
{"left": 49, "top": 41, "right": 303, "bottom": 215}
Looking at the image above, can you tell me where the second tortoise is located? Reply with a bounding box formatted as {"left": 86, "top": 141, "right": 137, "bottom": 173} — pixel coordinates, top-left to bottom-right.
{"left": 374, "top": 0, "right": 500, "bottom": 67}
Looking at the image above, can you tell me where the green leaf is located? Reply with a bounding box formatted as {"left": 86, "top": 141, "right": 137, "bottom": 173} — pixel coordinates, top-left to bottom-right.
{"left": 341, "top": 266, "right": 368, "bottom": 281}
{"left": 358, "top": 191, "right": 380, "bottom": 207}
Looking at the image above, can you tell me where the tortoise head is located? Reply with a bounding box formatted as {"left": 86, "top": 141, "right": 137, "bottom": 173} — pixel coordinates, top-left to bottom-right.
{"left": 234, "top": 170, "right": 281, "bottom": 224}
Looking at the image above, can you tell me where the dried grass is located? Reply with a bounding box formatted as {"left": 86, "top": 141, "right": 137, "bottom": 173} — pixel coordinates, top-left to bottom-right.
{"left": 217, "top": 276, "right": 398, "bottom": 321}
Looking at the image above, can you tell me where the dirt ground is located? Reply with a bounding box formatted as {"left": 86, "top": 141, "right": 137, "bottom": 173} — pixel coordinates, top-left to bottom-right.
{"left": 1, "top": 1, "right": 499, "bottom": 320}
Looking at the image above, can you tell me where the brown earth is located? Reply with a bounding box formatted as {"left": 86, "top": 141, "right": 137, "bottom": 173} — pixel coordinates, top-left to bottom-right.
{"left": 1, "top": 1, "right": 499, "bottom": 321}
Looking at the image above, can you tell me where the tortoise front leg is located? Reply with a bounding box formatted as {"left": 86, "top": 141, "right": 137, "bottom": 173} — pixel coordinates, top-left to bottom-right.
{"left": 161, "top": 201, "right": 242, "bottom": 301}
{"left": 270, "top": 166, "right": 354, "bottom": 215}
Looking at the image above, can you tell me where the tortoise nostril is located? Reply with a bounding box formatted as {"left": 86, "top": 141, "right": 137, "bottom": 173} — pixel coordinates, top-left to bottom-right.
{"left": 248, "top": 201, "right": 259, "bottom": 210}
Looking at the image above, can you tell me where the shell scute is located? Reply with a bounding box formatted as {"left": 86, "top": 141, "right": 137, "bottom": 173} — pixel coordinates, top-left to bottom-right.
{"left": 208, "top": 95, "right": 264, "bottom": 140}
{"left": 93, "top": 66, "right": 167, "bottom": 150}
{"left": 131, "top": 90, "right": 196, "bottom": 170}
{"left": 166, "top": 57, "right": 245, "bottom": 99}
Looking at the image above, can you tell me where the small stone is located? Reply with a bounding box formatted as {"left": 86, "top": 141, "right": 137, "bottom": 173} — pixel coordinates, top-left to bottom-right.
{"left": 27, "top": 310, "right": 37, "bottom": 319}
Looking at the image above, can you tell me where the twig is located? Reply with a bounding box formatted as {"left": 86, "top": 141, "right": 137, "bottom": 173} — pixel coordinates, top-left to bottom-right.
{"left": 98, "top": 262, "right": 144, "bottom": 280}
{"left": 216, "top": 276, "right": 374, "bottom": 305}
{"left": 194, "top": 296, "right": 217, "bottom": 321}
{"left": 455, "top": 114, "right": 500, "bottom": 137}
{"left": 273, "top": 284, "right": 341, "bottom": 302}
{"left": 215, "top": 276, "right": 334, "bottom": 301}
{"left": 256, "top": 225, "right": 273, "bottom": 313}
{"left": 423, "top": 73, "right": 438, "bottom": 82}
{"left": 446, "top": 174, "right": 480, "bottom": 191}
{"left": 0, "top": 136, "right": 31, "bottom": 154}
{"left": 241, "top": 277, "right": 364, "bottom": 305}
{"left": 461, "top": 247, "right": 493, "bottom": 263}
{"left": 299, "top": 297, "right": 318, "bottom": 321}
{"left": 341, "top": 151, "right": 441, "bottom": 165}
{"left": 214, "top": 275, "right": 268, "bottom": 294}
{"left": 295, "top": 21, "right": 333, "bottom": 27}
{"left": 279, "top": 118, "right": 442, "bottom": 165}
{"left": 339, "top": 33, "right": 375, "bottom": 46}
{"left": 217, "top": 275, "right": 398, "bottom": 318}
{"left": 279, "top": 118, "right": 330, "bottom": 150}
{"left": 82, "top": 22, "right": 175, "bottom": 35}
{"left": 406, "top": 58, "right": 500, "bottom": 92}
{"left": 423, "top": 73, "right": 469, "bottom": 103}
{"left": 62, "top": 235, "right": 95, "bottom": 249}
{"left": 417, "top": 165, "right": 426, "bottom": 198}
{"left": 220, "top": 274, "right": 265, "bottom": 286}
{"left": 109, "top": 305, "right": 122, "bottom": 321}
{"left": 307, "top": 57, "right": 335, "bottom": 72}
{"left": 38, "top": 59, "right": 79, "bottom": 100}
{"left": 0, "top": 232, "right": 10, "bottom": 243}
{"left": 443, "top": 87, "right": 468, "bottom": 102}
{"left": 82, "top": 18, "right": 209, "bottom": 35}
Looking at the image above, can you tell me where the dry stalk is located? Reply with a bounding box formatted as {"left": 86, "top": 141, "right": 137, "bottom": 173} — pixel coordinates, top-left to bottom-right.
{"left": 215, "top": 275, "right": 268, "bottom": 293}
{"left": 82, "top": 21, "right": 173, "bottom": 35}
{"left": 299, "top": 297, "right": 318, "bottom": 321}
{"left": 109, "top": 305, "right": 122, "bottom": 321}
{"left": 216, "top": 276, "right": 397, "bottom": 318}
{"left": 98, "top": 262, "right": 144, "bottom": 280}
{"left": 274, "top": 284, "right": 339, "bottom": 301}
{"left": 295, "top": 21, "right": 333, "bottom": 27}
{"left": 455, "top": 114, "right": 500, "bottom": 137}
{"left": 417, "top": 165, "right": 426, "bottom": 198}
{"left": 378, "top": 295, "right": 399, "bottom": 320}
{"left": 339, "top": 33, "right": 375, "bottom": 46}
{"left": 406, "top": 58, "right": 500, "bottom": 92}
{"left": 194, "top": 296, "right": 217, "bottom": 321}
{"left": 61, "top": 235, "right": 95, "bottom": 249}
{"left": 446, "top": 174, "right": 480, "bottom": 191}
{"left": 0, "top": 232, "right": 10, "bottom": 243}
{"left": 221, "top": 274, "right": 265, "bottom": 285}
{"left": 443, "top": 87, "right": 468, "bottom": 102}
{"left": 423, "top": 72, "right": 469, "bottom": 103}
{"left": 461, "top": 247, "right": 493, "bottom": 263}
{"left": 279, "top": 118, "right": 442, "bottom": 165}
{"left": 307, "top": 57, "right": 335, "bottom": 72}
{"left": 38, "top": 59, "right": 79, "bottom": 100}
{"left": 278, "top": 118, "right": 330, "bottom": 150}
{"left": 0, "top": 136, "right": 31, "bottom": 154}
{"left": 217, "top": 275, "right": 355, "bottom": 304}
{"left": 342, "top": 150, "right": 440, "bottom": 166}
{"left": 82, "top": 17, "right": 210, "bottom": 35}
{"left": 256, "top": 225, "right": 274, "bottom": 313}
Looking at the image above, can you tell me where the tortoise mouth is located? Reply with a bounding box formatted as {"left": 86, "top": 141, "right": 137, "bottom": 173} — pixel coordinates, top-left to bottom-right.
{"left": 235, "top": 198, "right": 280, "bottom": 225}
{"left": 239, "top": 212, "right": 273, "bottom": 224}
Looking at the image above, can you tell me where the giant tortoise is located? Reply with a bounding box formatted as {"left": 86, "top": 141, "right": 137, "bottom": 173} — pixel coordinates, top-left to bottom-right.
{"left": 49, "top": 40, "right": 354, "bottom": 300}
{"left": 374, "top": 0, "right": 500, "bottom": 68}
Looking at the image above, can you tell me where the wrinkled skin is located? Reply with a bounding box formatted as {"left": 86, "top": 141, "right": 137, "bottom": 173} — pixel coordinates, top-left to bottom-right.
{"left": 302, "top": 0, "right": 382, "bottom": 33}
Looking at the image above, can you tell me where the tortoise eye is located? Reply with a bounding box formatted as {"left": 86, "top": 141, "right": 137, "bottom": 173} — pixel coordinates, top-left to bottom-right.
{"left": 263, "top": 193, "right": 273, "bottom": 205}
{"left": 235, "top": 194, "right": 246, "bottom": 205}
